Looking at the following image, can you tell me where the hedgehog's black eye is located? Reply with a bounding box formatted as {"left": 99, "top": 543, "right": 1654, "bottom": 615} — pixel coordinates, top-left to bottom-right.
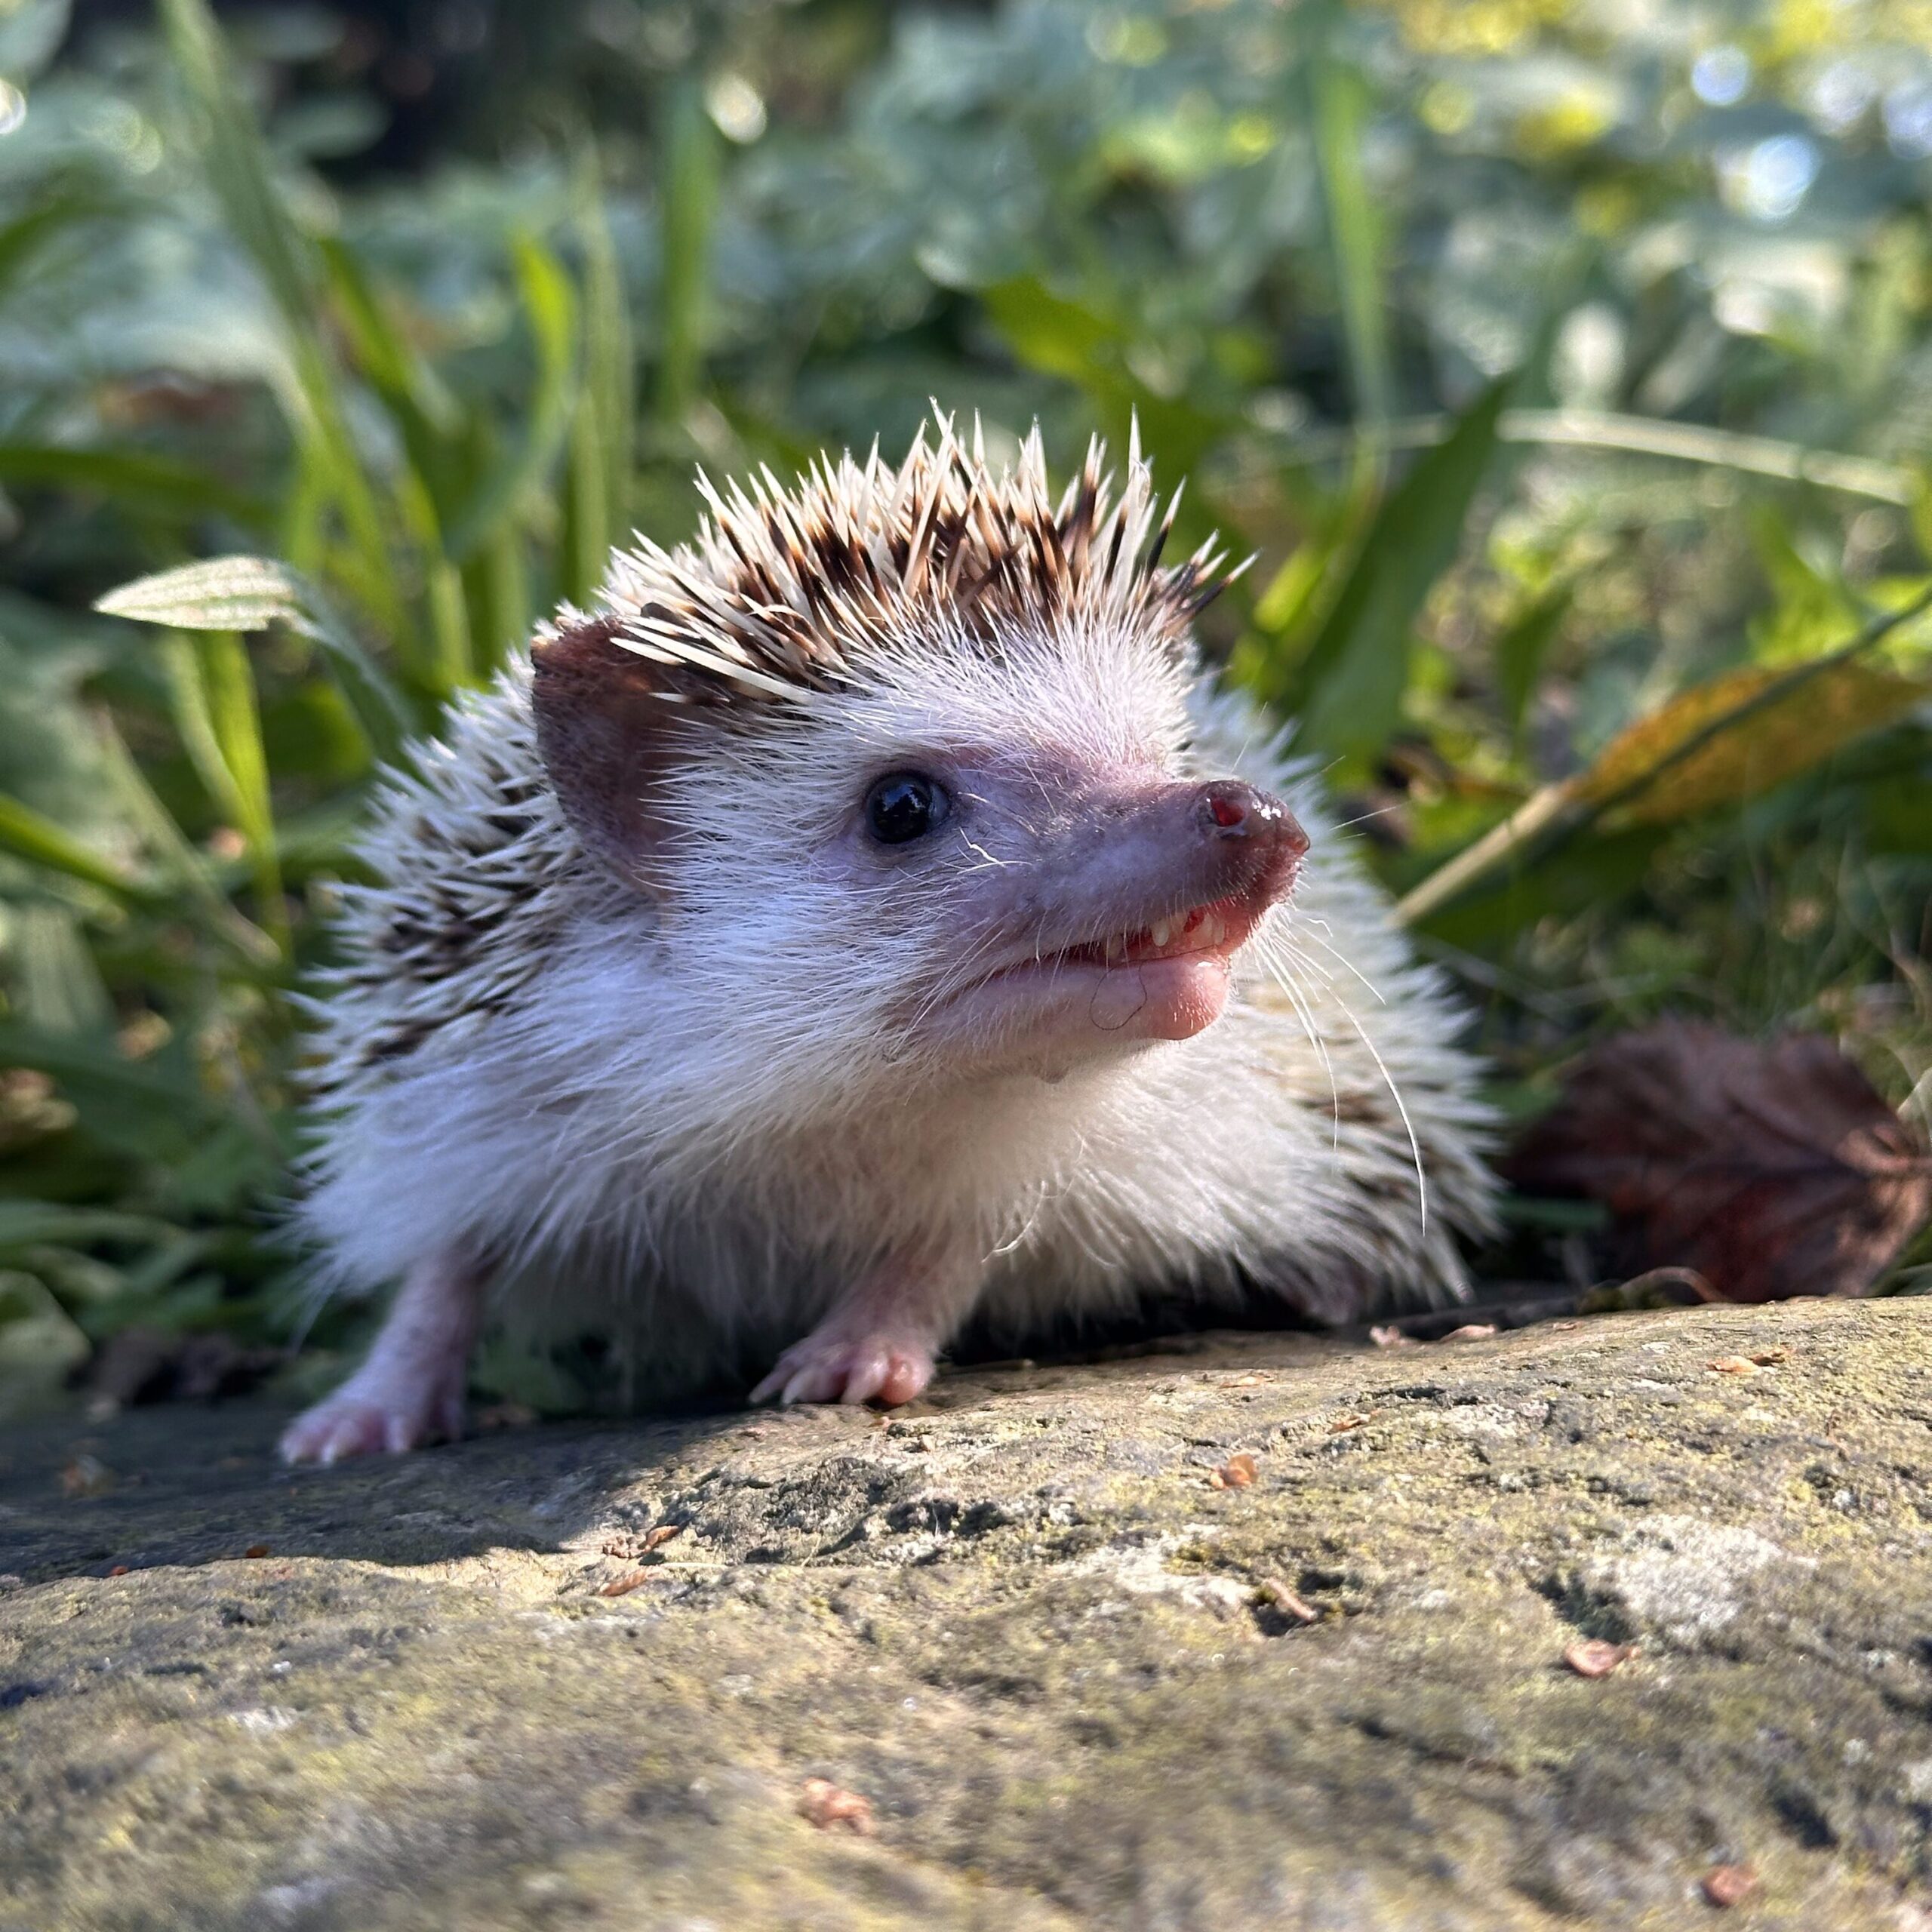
{"left": 865, "top": 771, "right": 951, "bottom": 845}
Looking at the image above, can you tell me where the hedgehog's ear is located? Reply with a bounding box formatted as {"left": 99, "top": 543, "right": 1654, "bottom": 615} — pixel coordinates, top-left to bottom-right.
{"left": 531, "top": 617, "right": 701, "bottom": 892}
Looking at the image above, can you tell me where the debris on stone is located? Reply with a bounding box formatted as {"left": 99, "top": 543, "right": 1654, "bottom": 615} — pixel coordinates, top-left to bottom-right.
{"left": 1444, "top": 1324, "right": 1499, "bottom": 1342}
{"left": 595, "top": 1569, "right": 653, "bottom": 1598}
{"left": 1563, "top": 1639, "right": 1636, "bottom": 1678}
{"left": 1327, "top": 1412, "right": 1371, "bottom": 1434}
{"left": 1369, "top": 1324, "right": 1417, "bottom": 1348}
{"left": 1210, "top": 1452, "right": 1259, "bottom": 1489}
{"left": 244, "top": 1544, "right": 270, "bottom": 1558}
{"left": 1706, "top": 1356, "right": 1759, "bottom": 1376}
{"left": 1255, "top": 1578, "right": 1321, "bottom": 1624}
{"left": 475, "top": 1402, "right": 538, "bottom": 1431}
{"left": 1700, "top": 1863, "right": 1758, "bottom": 1907}
{"left": 798, "top": 1778, "right": 874, "bottom": 1834}
{"left": 59, "top": 1454, "right": 112, "bottom": 1498}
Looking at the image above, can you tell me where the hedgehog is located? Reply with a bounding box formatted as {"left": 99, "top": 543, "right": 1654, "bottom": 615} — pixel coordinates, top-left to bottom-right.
{"left": 279, "top": 420, "right": 1497, "bottom": 1462}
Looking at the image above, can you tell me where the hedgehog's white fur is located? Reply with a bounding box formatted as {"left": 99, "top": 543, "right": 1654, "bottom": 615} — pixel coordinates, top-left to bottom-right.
{"left": 294, "top": 423, "right": 1496, "bottom": 1407}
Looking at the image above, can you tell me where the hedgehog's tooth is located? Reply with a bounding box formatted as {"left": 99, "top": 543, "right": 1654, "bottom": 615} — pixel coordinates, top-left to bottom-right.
{"left": 1151, "top": 921, "right": 1173, "bottom": 948}
{"left": 1103, "top": 934, "right": 1128, "bottom": 964}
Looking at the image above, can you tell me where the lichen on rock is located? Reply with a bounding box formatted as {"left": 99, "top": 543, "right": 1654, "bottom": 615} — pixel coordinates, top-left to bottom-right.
{"left": 3, "top": 1299, "right": 1931, "bottom": 1929}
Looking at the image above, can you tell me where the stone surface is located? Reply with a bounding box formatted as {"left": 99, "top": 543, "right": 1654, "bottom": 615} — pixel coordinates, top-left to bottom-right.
{"left": 4, "top": 1298, "right": 1932, "bottom": 1930}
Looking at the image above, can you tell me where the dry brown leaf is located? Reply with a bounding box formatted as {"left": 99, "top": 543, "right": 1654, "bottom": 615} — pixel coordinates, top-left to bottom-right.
{"left": 597, "top": 1568, "right": 654, "bottom": 1598}
{"left": 1749, "top": 1348, "right": 1789, "bottom": 1365}
{"left": 1700, "top": 1863, "right": 1758, "bottom": 1908}
{"left": 1444, "top": 1323, "right": 1499, "bottom": 1342}
{"left": 641, "top": 1523, "right": 682, "bottom": 1553}
{"left": 1706, "top": 1356, "right": 1759, "bottom": 1377}
{"left": 1563, "top": 1639, "right": 1636, "bottom": 1678}
{"left": 1256, "top": 1578, "right": 1321, "bottom": 1624}
{"left": 1506, "top": 1023, "right": 1932, "bottom": 1302}
{"left": 244, "top": 1543, "right": 271, "bottom": 1559}
{"left": 1210, "top": 1452, "right": 1259, "bottom": 1489}
{"left": 1327, "top": 1412, "right": 1371, "bottom": 1434}
{"left": 798, "top": 1778, "right": 875, "bottom": 1834}
{"left": 1574, "top": 658, "right": 1926, "bottom": 828}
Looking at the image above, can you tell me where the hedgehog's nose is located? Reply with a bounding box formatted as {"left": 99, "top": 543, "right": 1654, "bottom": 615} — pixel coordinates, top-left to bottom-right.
{"left": 1195, "top": 780, "right": 1309, "bottom": 856}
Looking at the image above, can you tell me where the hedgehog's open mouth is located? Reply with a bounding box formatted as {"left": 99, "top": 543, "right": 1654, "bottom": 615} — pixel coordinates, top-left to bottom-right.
{"left": 934, "top": 883, "right": 1281, "bottom": 1057}
{"left": 1042, "top": 892, "right": 1267, "bottom": 973}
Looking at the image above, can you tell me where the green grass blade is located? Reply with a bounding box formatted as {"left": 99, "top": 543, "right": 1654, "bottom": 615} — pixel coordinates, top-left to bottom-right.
{"left": 0, "top": 445, "right": 263, "bottom": 526}
{"left": 97, "top": 556, "right": 412, "bottom": 760}
{"left": 0, "top": 793, "right": 141, "bottom": 897}
{"left": 160, "top": 631, "right": 287, "bottom": 956}
{"left": 563, "top": 386, "right": 611, "bottom": 607}
{"left": 158, "top": 0, "right": 401, "bottom": 638}
{"left": 0, "top": 192, "right": 97, "bottom": 306}
{"left": 11, "top": 903, "right": 115, "bottom": 1036}
{"left": 444, "top": 234, "right": 578, "bottom": 562}
{"left": 1312, "top": 57, "right": 1391, "bottom": 455}
{"left": 654, "top": 74, "right": 718, "bottom": 427}
{"left": 198, "top": 632, "right": 281, "bottom": 913}
{"left": 92, "top": 714, "right": 282, "bottom": 968}
{"left": 577, "top": 147, "right": 634, "bottom": 552}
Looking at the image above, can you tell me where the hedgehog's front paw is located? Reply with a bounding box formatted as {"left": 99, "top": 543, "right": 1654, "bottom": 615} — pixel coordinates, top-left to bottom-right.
{"left": 750, "top": 1327, "right": 935, "bottom": 1408}
{"left": 279, "top": 1369, "right": 467, "bottom": 1465}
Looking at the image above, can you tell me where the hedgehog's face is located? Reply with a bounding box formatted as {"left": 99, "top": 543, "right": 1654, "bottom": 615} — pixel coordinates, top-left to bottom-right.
{"left": 529, "top": 426, "right": 1296, "bottom": 1108}
{"left": 634, "top": 620, "right": 1308, "bottom": 1089}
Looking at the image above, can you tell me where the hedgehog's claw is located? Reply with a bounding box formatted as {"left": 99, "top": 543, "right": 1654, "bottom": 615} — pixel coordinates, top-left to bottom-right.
{"left": 279, "top": 1379, "right": 467, "bottom": 1464}
{"left": 751, "top": 1331, "right": 934, "bottom": 1408}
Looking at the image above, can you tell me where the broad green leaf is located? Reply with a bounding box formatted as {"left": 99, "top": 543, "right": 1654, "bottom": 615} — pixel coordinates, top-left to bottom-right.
{"left": 0, "top": 793, "right": 139, "bottom": 897}
{"left": 95, "top": 556, "right": 411, "bottom": 759}
{"left": 980, "top": 275, "right": 1232, "bottom": 483}
{"left": 980, "top": 276, "right": 1121, "bottom": 383}
{"left": 1577, "top": 659, "right": 1930, "bottom": 827}
{"left": 1291, "top": 372, "right": 1513, "bottom": 767}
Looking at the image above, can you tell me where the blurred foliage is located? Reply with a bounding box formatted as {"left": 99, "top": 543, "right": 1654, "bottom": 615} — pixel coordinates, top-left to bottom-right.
{"left": 0, "top": 0, "right": 1930, "bottom": 1409}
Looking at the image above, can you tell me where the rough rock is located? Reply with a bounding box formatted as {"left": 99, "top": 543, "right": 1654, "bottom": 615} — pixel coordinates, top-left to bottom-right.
{"left": 4, "top": 1298, "right": 1932, "bottom": 1930}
